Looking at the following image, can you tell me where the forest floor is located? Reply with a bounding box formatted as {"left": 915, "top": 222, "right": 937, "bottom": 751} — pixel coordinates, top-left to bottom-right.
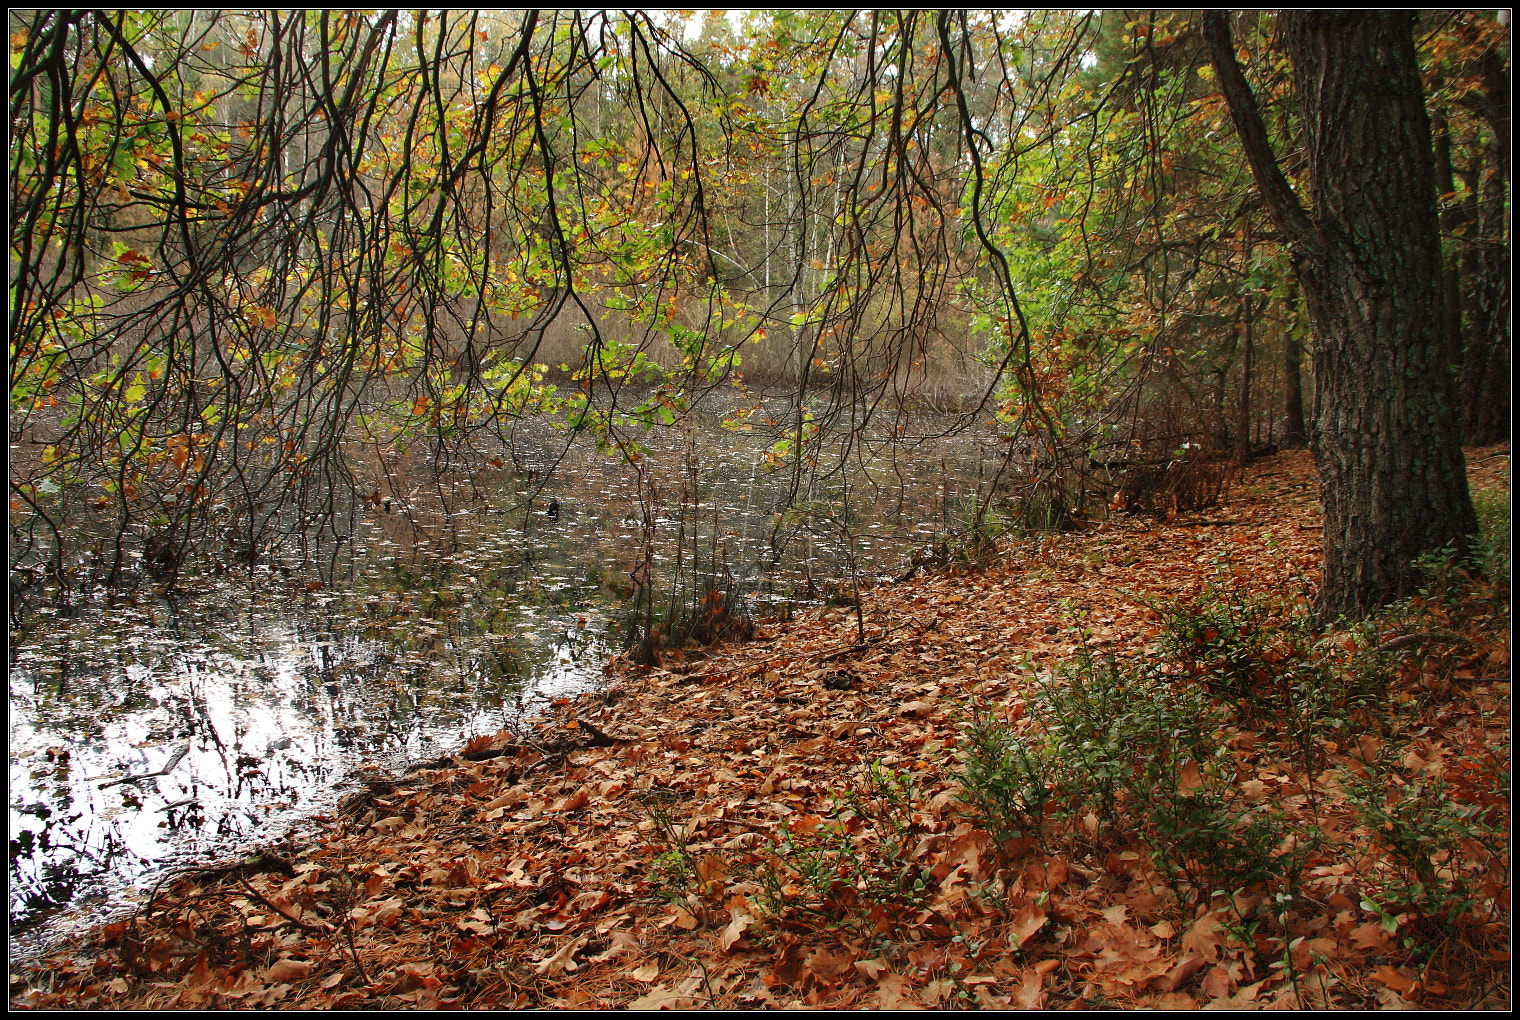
{"left": 10, "top": 446, "right": 1511, "bottom": 1011}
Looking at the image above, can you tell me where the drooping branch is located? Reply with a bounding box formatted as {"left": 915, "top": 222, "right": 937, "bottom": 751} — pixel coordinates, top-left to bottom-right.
{"left": 1200, "top": 11, "right": 1317, "bottom": 253}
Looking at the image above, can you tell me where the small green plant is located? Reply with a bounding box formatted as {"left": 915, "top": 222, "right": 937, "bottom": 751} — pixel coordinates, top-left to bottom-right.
{"left": 1141, "top": 562, "right": 1397, "bottom": 762}
{"left": 641, "top": 795, "right": 699, "bottom": 899}
{"left": 1139, "top": 778, "right": 1316, "bottom": 905}
{"left": 1034, "top": 639, "right": 1225, "bottom": 835}
{"left": 1341, "top": 748, "right": 1511, "bottom": 934}
{"left": 752, "top": 763, "right": 936, "bottom": 928}
{"left": 650, "top": 848, "right": 696, "bottom": 899}
{"left": 953, "top": 706, "right": 1051, "bottom": 854}
{"left": 1144, "top": 563, "right": 1315, "bottom": 713}
{"left": 963, "top": 629, "right": 1316, "bottom": 906}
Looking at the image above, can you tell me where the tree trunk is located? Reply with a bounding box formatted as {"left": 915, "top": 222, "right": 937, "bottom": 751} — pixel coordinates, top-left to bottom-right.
{"left": 1282, "top": 279, "right": 1308, "bottom": 449}
{"left": 1460, "top": 168, "right": 1511, "bottom": 445}
{"left": 1234, "top": 227, "right": 1254, "bottom": 465}
{"left": 1430, "top": 103, "right": 1468, "bottom": 374}
{"left": 1460, "top": 38, "right": 1511, "bottom": 445}
{"left": 1204, "top": 11, "right": 1478, "bottom": 620}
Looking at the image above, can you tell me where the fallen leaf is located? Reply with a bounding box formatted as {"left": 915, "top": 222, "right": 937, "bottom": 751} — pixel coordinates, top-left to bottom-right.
{"left": 1200, "top": 965, "right": 1233, "bottom": 999}
{"left": 1373, "top": 965, "right": 1416, "bottom": 995}
{"left": 628, "top": 984, "right": 695, "bottom": 1011}
{"left": 1152, "top": 990, "right": 1198, "bottom": 1009}
{"left": 1202, "top": 977, "right": 1266, "bottom": 1009}
{"left": 871, "top": 973, "right": 923, "bottom": 1010}
{"left": 1010, "top": 904, "right": 1047, "bottom": 947}
{"left": 535, "top": 935, "right": 590, "bottom": 976}
{"left": 1177, "top": 760, "right": 1204, "bottom": 794}
{"left": 804, "top": 947, "right": 855, "bottom": 981}
{"left": 665, "top": 905, "right": 700, "bottom": 930}
{"left": 264, "top": 958, "right": 314, "bottom": 983}
{"left": 1012, "top": 971, "right": 1045, "bottom": 1009}
{"left": 1153, "top": 953, "right": 1208, "bottom": 993}
{"left": 720, "top": 912, "right": 754, "bottom": 953}
{"left": 552, "top": 787, "right": 590, "bottom": 812}
{"left": 1183, "top": 912, "right": 1226, "bottom": 962}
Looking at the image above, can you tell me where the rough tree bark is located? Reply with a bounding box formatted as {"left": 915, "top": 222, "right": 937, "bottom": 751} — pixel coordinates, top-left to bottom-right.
{"left": 1203, "top": 10, "right": 1479, "bottom": 620}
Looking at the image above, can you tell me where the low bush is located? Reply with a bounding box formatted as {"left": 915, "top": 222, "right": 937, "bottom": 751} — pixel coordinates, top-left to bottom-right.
{"left": 743, "top": 763, "right": 937, "bottom": 933}
{"left": 953, "top": 707, "right": 1052, "bottom": 853}
{"left": 1341, "top": 744, "right": 1511, "bottom": 937}
{"left": 953, "top": 634, "right": 1314, "bottom": 906}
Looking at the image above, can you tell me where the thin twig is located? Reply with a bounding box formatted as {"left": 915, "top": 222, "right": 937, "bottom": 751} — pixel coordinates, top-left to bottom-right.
{"left": 233, "top": 871, "right": 329, "bottom": 933}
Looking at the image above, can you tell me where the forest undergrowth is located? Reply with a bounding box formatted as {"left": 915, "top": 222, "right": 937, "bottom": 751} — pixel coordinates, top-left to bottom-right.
{"left": 9, "top": 448, "right": 1510, "bottom": 1010}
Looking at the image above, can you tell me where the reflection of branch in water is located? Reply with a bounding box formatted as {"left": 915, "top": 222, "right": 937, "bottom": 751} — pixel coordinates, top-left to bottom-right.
{"left": 19, "top": 835, "right": 108, "bottom": 869}
{"left": 182, "top": 678, "right": 229, "bottom": 755}
{"left": 96, "top": 743, "right": 190, "bottom": 788}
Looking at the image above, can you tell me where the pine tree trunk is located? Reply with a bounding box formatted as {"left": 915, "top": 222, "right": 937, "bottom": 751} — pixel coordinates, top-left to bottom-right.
{"left": 1205, "top": 11, "right": 1478, "bottom": 620}
{"left": 1460, "top": 43, "right": 1511, "bottom": 445}
{"left": 1283, "top": 12, "right": 1478, "bottom": 617}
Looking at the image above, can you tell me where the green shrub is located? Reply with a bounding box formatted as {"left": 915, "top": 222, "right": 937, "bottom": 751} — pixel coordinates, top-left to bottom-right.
{"left": 753, "top": 763, "right": 936, "bottom": 927}
{"left": 1143, "top": 563, "right": 1401, "bottom": 761}
{"left": 1034, "top": 643, "right": 1225, "bottom": 835}
{"left": 1140, "top": 777, "right": 1316, "bottom": 903}
{"left": 1342, "top": 747, "right": 1511, "bottom": 934}
{"left": 953, "top": 707, "right": 1052, "bottom": 853}
{"left": 1472, "top": 486, "right": 1510, "bottom": 586}
{"left": 954, "top": 630, "right": 1315, "bottom": 903}
{"left": 1144, "top": 564, "right": 1316, "bottom": 713}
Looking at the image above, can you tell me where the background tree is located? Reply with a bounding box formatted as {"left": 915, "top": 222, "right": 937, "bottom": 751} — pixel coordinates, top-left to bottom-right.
{"left": 1422, "top": 11, "right": 1510, "bottom": 446}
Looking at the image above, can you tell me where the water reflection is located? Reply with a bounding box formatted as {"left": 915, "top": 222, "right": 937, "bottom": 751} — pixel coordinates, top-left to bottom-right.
{"left": 8, "top": 583, "right": 606, "bottom": 950}
{"left": 10, "top": 404, "right": 1005, "bottom": 954}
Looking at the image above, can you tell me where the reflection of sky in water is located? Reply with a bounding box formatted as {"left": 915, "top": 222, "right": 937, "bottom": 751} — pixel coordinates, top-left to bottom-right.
{"left": 10, "top": 411, "right": 1000, "bottom": 957}
{"left": 9, "top": 595, "right": 605, "bottom": 957}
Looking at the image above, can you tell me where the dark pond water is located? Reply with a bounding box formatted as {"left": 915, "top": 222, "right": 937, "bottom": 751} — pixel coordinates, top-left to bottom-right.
{"left": 9, "top": 401, "right": 1008, "bottom": 956}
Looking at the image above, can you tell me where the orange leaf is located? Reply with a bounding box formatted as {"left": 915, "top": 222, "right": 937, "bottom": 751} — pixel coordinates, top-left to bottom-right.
{"left": 720, "top": 913, "right": 754, "bottom": 953}
{"left": 264, "top": 958, "right": 314, "bottom": 983}
{"left": 1010, "top": 904, "right": 1047, "bottom": 947}
{"left": 1177, "top": 760, "right": 1204, "bottom": 795}
{"left": 667, "top": 905, "right": 700, "bottom": 930}
{"left": 1200, "top": 965, "right": 1233, "bottom": 999}
{"left": 1374, "top": 965, "right": 1416, "bottom": 995}
{"left": 552, "top": 787, "right": 590, "bottom": 812}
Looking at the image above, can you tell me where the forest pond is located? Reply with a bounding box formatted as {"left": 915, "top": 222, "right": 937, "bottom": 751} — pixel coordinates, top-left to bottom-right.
{"left": 9, "top": 403, "right": 1007, "bottom": 955}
